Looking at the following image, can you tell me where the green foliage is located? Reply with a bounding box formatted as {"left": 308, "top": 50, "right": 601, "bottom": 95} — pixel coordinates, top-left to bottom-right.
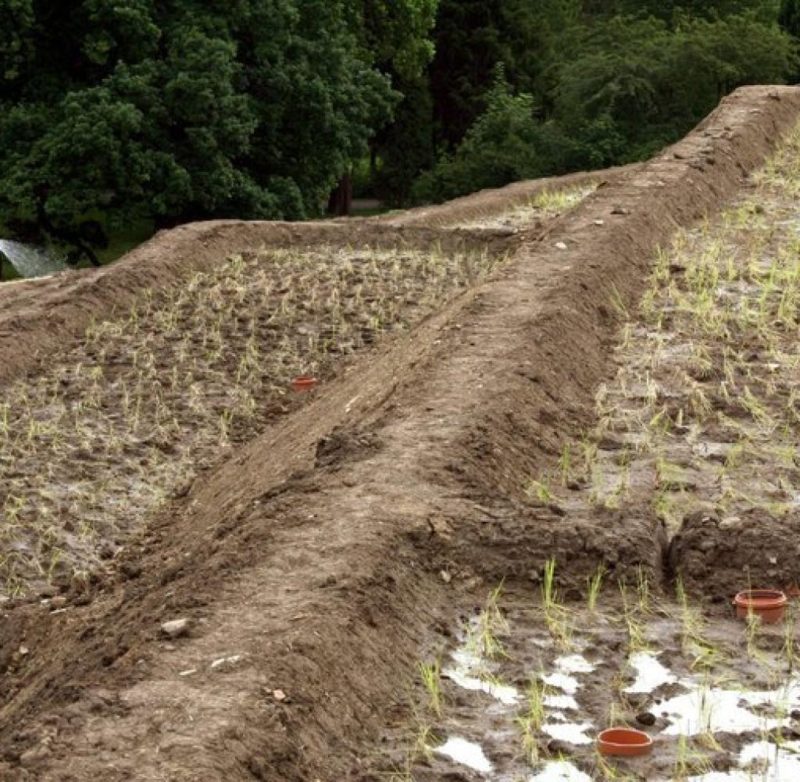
{"left": 428, "top": 0, "right": 579, "bottom": 146}
{"left": 0, "top": 0, "right": 401, "bottom": 251}
{"left": 409, "top": 1, "right": 794, "bottom": 204}
{"left": 554, "top": 12, "right": 794, "bottom": 163}
{"left": 356, "top": 0, "right": 439, "bottom": 79}
{"left": 0, "top": 0, "right": 794, "bottom": 244}
{"left": 413, "top": 74, "right": 574, "bottom": 203}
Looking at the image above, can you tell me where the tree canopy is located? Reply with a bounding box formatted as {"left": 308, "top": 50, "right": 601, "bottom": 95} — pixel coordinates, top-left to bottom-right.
{"left": 0, "top": 0, "right": 432, "bottom": 257}
{"left": 0, "top": 0, "right": 797, "bottom": 262}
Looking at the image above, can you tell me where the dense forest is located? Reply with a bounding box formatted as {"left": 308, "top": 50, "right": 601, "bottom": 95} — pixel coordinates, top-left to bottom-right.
{"left": 0, "top": 0, "right": 798, "bottom": 265}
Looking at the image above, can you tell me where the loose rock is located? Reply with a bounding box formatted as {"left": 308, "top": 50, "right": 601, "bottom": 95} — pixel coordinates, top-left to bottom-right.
{"left": 160, "top": 618, "right": 191, "bottom": 639}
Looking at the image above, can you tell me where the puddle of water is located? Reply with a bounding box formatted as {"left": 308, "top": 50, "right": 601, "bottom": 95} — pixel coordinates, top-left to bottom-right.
{"left": 624, "top": 651, "right": 678, "bottom": 694}
{"left": 443, "top": 665, "right": 520, "bottom": 705}
{"left": 435, "top": 736, "right": 493, "bottom": 774}
{"left": 688, "top": 739, "right": 800, "bottom": 781}
{"left": 660, "top": 679, "right": 800, "bottom": 736}
{"left": 739, "top": 740, "right": 800, "bottom": 779}
{"left": 444, "top": 646, "right": 520, "bottom": 705}
{"left": 529, "top": 759, "right": 593, "bottom": 781}
{"left": 542, "top": 721, "right": 594, "bottom": 746}
{"left": 543, "top": 672, "right": 580, "bottom": 695}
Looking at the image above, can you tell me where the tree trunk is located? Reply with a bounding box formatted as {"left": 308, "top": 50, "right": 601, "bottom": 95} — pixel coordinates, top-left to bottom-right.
{"left": 327, "top": 173, "right": 353, "bottom": 217}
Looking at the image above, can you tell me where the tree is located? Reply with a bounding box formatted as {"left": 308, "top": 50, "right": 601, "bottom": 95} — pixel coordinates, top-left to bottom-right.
{"left": 427, "top": 0, "right": 580, "bottom": 148}
{"left": 779, "top": 0, "right": 800, "bottom": 79}
{"left": 412, "top": 74, "right": 576, "bottom": 203}
{"left": 554, "top": 12, "right": 793, "bottom": 163}
{"left": 0, "top": 0, "right": 397, "bottom": 258}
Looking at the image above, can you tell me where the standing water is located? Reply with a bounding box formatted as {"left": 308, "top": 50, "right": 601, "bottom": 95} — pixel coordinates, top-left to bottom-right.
{"left": 0, "top": 240, "right": 66, "bottom": 279}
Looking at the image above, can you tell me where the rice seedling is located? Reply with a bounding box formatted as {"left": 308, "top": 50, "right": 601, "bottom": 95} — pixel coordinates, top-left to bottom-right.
{"left": 541, "top": 559, "right": 573, "bottom": 649}
{"left": 527, "top": 477, "right": 553, "bottom": 503}
{"left": 466, "top": 584, "right": 509, "bottom": 661}
{"left": 558, "top": 444, "right": 572, "bottom": 487}
{"left": 619, "top": 581, "right": 649, "bottom": 654}
{"left": 516, "top": 675, "right": 547, "bottom": 763}
{"left": 419, "top": 659, "right": 443, "bottom": 716}
{"left": 587, "top": 563, "right": 606, "bottom": 612}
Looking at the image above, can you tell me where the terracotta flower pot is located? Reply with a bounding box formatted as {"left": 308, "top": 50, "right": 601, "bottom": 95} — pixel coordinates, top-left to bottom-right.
{"left": 597, "top": 728, "right": 654, "bottom": 757}
{"left": 733, "top": 589, "right": 787, "bottom": 624}
{"left": 291, "top": 375, "right": 318, "bottom": 392}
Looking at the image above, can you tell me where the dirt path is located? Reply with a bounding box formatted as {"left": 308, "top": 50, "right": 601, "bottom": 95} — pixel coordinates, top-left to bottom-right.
{"left": 0, "top": 87, "right": 799, "bottom": 782}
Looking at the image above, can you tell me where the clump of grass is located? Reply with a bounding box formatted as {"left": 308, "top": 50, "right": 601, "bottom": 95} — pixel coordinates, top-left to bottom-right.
{"left": 529, "top": 184, "right": 596, "bottom": 215}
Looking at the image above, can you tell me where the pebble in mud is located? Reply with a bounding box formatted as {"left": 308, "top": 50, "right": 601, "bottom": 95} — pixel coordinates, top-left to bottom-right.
{"left": 160, "top": 618, "right": 191, "bottom": 639}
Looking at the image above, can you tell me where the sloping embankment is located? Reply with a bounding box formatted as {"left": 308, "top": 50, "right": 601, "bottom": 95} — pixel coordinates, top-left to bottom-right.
{"left": 0, "top": 87, "right": 799, "bottom": 781}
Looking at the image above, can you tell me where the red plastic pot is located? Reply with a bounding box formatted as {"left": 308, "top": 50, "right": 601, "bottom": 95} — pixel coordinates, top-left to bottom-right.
{"left": 291, "top": 375, "right": 318, "bottom": 392}
{"left": 733, "top": 589, "right": 787, "bottom": 624}
{"left": 597, "top": 728, "right": 654, "bottom": 757}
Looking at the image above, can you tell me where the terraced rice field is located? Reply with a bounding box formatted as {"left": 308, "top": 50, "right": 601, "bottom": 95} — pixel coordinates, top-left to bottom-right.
{"left": 1, "top": 86, "right": 799, "bottom": 782}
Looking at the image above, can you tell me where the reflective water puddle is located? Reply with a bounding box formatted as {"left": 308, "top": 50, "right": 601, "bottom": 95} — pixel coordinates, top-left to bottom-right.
{"left": 443, "top": 645, "right": 520, "bottom": 705}
{"left": 625, "top": 651, "right": 678, "bottom": 694}
{"left": 529, "top": 759, "right": 593, "bottom": 781}
{"left": 660, "top": 679, "right": 800, "bottom": 736}
{"left": 435, "top": 736, "right": 493, "bottom": 774}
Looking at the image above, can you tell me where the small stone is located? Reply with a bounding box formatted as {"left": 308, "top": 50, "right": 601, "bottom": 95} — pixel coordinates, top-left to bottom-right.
{"left": 440, "top": 570, "right": 452, "bottom": 584}
{"left": 18, "top": 645, "right": 29, "bottom": 656}
{"left": 178, "top": 669, "right": 197, "bottom": 677}
{"left": 555, "top": 241, "right": 568, "bottom": 250}
{"left": 273, "top": 689, "right": 287, "bottom": 702}
{"left": 161, "top": 618, "right": 191, "bottom": 639}
{"left": 50, "top": 596, "right": 68, "bottom": 609}
{"left": 211, "top": 654, "right": 244, "bottom": 671}
{"left": 593, "top": 219, "right": 605, "bottom": 226}
{"left": 636, "top": 712, "right": 657, "bottom": 727}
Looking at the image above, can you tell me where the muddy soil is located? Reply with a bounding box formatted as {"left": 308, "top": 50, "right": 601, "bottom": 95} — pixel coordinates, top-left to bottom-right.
{"left": 367, "top": 586, "right": 800, "bottom": 782}
{"left": 0, "top": 244, "right": 506, "bottom": 598}
{"left": 0, "top": 86, "right": 798, "bottom": 782}
{"left": 365, "top": 93, "right": 800, "bottom": 782}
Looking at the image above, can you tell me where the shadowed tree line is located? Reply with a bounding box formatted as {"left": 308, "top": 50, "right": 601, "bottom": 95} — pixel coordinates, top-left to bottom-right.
{"left": 0, "top": 0, "right": 797, "bottom": 264}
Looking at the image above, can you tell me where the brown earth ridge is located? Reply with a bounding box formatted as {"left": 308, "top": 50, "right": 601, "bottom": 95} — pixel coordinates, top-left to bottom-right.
{"left": 0, "top": 86, "right": 799, "bottom": 781}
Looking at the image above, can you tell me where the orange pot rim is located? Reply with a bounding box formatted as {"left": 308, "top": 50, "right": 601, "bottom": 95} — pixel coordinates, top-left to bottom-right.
{"left": 733, "top": 589, "right": 787, "bottom": 610}
{"left": 597, "top": 727, "right": 654, "bottom": 756}
{"left": 291, "top": 375, "right": 318, "bottom": 388}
